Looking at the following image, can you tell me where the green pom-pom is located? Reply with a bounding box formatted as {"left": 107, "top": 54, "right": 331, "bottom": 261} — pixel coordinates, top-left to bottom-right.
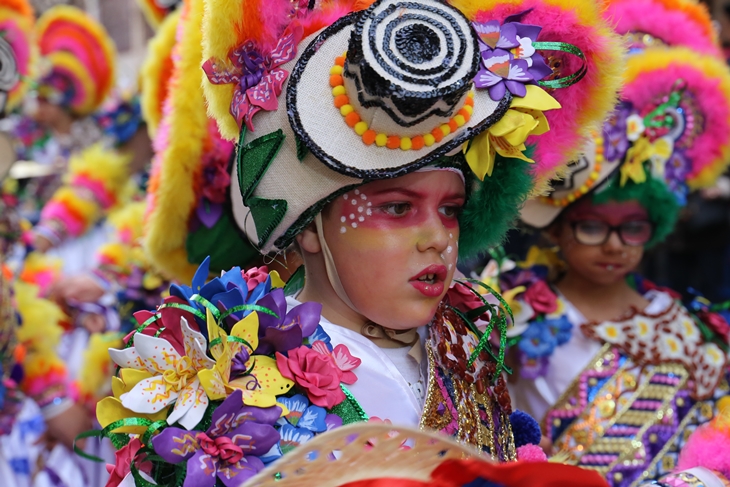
{"left": 591, "top": 175, "right": 679, "bottom": 247}
{"left": 458, "top": 154, "right": 533, "bottom": 260}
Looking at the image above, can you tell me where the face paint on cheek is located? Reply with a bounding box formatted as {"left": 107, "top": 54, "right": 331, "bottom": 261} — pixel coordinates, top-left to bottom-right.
{"left": 337, "top": 190, "right": 376, "bottom": 233}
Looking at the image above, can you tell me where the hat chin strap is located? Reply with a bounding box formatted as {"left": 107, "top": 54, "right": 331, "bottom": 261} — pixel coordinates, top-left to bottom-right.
{"left": 314, "top": 213, "right": 420, "bottom": 347}
{"left": 314, "top": 213, "right": 359, "bottom": 312}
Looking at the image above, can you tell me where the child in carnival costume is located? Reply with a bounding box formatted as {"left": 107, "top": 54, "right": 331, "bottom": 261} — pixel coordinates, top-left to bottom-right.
{"left": 93, "top": 0, "right": 624, "bottom": 484}
{"left": 0, "top": 6, "right": 93, "bottom": 485}
{"left": 498, "top": 1, "right": 730, "bottom": 484}
{"left": 4, "top": 5, "right": 117, "bottom": 224}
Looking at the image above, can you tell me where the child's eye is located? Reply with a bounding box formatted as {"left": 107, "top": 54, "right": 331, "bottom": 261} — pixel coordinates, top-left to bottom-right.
{"left": 439, "top": 205, "right": 461, "bottom": 218}
{"left": 382, "top": 203, "right": 411, "bottom": 216}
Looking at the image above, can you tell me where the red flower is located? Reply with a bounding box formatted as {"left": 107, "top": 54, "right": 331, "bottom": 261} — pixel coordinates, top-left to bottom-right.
{"left": 446, "top": 283, "right": 490, "bottom": 321}
{"left": 523, "top": 281, "right": 558, "bottom": 315}
{"left": 699, "top": 311, "right": 730, "bottom": 342}
{"left": 242, "top": 266, "right": 270, "bottom": 293}
{"left": 104, "top": 438, "right": 151, "bottom": 487}
{"left": 128, "top": 296, "right": 199, "bottom": 355}
{"left": 276, "top": 346, "right": 345, "bottom": 408}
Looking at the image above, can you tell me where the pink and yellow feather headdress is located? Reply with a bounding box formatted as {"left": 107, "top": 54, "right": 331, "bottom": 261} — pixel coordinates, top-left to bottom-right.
{"left": 36, "top": 5, "right": 116, "bottom": 116}
{"left": 0, "top": 0, "right": 35, "bottom": 111}
{"left": 603, "top": 0, "right": 719, "bottom": 56}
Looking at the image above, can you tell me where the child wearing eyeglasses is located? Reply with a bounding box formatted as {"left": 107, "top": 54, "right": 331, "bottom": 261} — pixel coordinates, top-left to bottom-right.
{"left": 496, "top": 44, "right": 730, "bottom": 486}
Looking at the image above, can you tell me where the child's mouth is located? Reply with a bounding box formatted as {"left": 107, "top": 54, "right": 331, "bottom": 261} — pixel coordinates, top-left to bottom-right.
{"left": 410, "top": 265, "right": 448, "bottom": 297}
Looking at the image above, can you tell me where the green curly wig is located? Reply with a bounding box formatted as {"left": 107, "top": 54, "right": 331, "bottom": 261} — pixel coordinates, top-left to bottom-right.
{"left": 458, "top": 153, "right": 533, "bottom": 260}
{"left": 591, "top": 174, "right": 680, "bottom": 247}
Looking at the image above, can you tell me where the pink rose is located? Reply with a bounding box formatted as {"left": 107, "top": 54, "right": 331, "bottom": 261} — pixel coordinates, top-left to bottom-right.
{"left": 242, "top": 266, "right": 270, "bottom": 292}
{"left": 523, "top": 281, "right": 558, "bottom": 315}
{"left": 699, "top": 312, "right": 730, "bottom": 342}
{"left": 446, "top": 283, "right": 490, "bottom": 321}
{"left": 276, "top": 346, "right": 345, "bottom": 408}
{"left": 105, "top": 438, "right": 151, "bottom": 487}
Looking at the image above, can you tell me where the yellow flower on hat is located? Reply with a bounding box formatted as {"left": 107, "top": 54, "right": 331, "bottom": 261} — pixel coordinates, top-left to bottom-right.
{"left": 464, "top": 85, "right": 561, "bottom": 180}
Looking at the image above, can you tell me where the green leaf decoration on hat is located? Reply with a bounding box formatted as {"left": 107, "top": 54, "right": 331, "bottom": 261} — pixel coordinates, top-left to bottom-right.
{"left": 238, "top": 129, "right": 288, "bottom": 247}
{"left": 186, "top": 210, "right": 260, "bottom": 272}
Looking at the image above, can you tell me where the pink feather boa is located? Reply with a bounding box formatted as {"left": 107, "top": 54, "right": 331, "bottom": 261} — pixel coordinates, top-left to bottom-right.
{"left": 605, "top": 0, "right": 719, "bottom": 56}
{"left": 676, "top": 418, "right": 730, "bottom": 479}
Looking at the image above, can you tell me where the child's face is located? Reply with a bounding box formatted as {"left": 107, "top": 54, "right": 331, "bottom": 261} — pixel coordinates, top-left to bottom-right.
{"left": 322, "top": 170, "right": 465, "bottom": 329}
{"left": 553, "top": 199, "right": 650, "bottom": 286}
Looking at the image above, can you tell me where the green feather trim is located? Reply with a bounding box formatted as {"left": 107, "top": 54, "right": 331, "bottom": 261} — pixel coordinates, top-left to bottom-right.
{"left": 458, "top": 152, "right": 533, "bottom": 260}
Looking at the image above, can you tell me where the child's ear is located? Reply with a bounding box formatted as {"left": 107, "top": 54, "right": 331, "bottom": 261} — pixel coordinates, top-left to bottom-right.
{"left": 296, "top": 221, "right": 322, "bottom": 255}
{"left": 544, "top": 221, "right": 562, "bottom": 245}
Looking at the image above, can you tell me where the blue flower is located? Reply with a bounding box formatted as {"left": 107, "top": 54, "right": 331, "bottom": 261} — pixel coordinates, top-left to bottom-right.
{"left": 279, "top": 424, "right": 315, "bottom": 454}
{"left": 304, "top": 325, "right": 333, "bottom": 351}
{"left": 545, "top": 315, "right": 572, "bottom": 346}
{"left": 518, "top": 322, "right": 557, "bottom": 358}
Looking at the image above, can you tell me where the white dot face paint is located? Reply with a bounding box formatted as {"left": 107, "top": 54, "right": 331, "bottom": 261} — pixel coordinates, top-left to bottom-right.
{"left": 361, "top": 194, "right": 367, "bottom": 200}
{"left": 351, "top": 199, "right": 357, "bottom": 205}
{"left": 447, "top": 246, "right": 453, "bottom": 254}
{"left": 352, "top": 222, "right": 358, "bottom": 228}
{"left": 341, "top": 216, "right": 346, "bottom": 223}
{"left": 354, "top": 189, "right": 360, "bottom": 195}
{"left": 350, "top": 214, "right": 355, "bottom": 220}
{"left": 341, "top": 227, "right": 347, "bottom": 233}
{"left": 358, "top": 216, "right": 364, "bottom": 222}
{"left": 367, "top": 202, "right": 372, "bottom": 207}
{"left": 343, "top": 194, "right": 348, "bottom": 200}
{"left": 358, "top": 207, "right": 363, "bottom": 213}
{"left": 366, "top": 209, "right": 372, "bottom": 216}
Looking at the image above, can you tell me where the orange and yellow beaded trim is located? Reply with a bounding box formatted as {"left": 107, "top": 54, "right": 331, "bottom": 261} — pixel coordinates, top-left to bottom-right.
{"left": 329, "top": 54, "right": 475, "bottom": 151}
{"left": 539, "top": 133, "right": 604, "bottom": 207}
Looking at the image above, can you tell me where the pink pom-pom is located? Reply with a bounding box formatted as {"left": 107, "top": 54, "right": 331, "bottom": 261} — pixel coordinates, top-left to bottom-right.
{"left": 517, "top": 444, "right": 548, "bottom": 462}
{"left": 677, "top": 423, "right": 730, "bottom": 479}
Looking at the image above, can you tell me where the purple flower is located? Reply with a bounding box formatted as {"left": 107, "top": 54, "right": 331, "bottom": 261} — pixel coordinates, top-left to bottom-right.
{"left": 255, "top": 289, "right": 321, "bottom": 355}
{"left": 472, "top": 20, "right": 552, "bottom": 101}
{"left": 152, "top": 390, "right": 281, "bottom": 487}
{"left": 602, "top": 103, "right": 632, "bottom": 162}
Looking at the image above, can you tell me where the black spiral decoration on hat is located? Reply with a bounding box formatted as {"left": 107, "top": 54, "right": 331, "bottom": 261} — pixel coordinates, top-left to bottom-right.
{"left": 345, "top": 0, "right": 479, "bottom": 128}
{"left": 0, "top": 37, "right": 19, "bottom": 114}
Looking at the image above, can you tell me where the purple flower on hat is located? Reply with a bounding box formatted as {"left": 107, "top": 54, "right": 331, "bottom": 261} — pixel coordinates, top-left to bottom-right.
{"left": 602, "top": 103, "right": 632, "bottom": 163}
{"left": 472, "top": 20, "right": 552, "bottom": 101}
{"left": 255, "top": 288, "right": 322, "bottom": 355}
{"left": 151, "top": 390, "right": 281, "bottom": 487}
{"left": 203, "top": 23, "right": 304, "bottom": 132}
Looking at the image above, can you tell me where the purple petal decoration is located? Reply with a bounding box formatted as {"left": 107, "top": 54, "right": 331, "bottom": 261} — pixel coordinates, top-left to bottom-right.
{"left": 325, "top": 414, "right": 343, "bottom": 431}
{"left": 475, "top": 69, "right": 502, "bottom": 89}
{"left": 152, "top": 427, "right": 202, "bottom": 463}
{"left": 528, "top": 55, "right": 553, "bottom": 83}
{"left": 196, "top": 200, "right": 224, "bottom": 229}
{"left": 505, "top": 79, "right": 527, "bottom": 98}
{"left": 488, "top": 82, "right": 506, "bottom": 101}
{"left": 482, "top": 49, "right": 512, "bottom": 78}
{"left": 183, "top": 450, "right": 218, "bottom": 487}
{"left": 217, "top": 456, "right": 266, "bottom": 487}
{"left": 496, "top": 22, "right": 519, "bottom": 49}
{"left": 228, "top": 422, "right": 281, "bottom": 456}
{"left": 507, "top": 59, "right": 532, "bottom": 82}
{"left": 208, "top": 390, "right": 246, "bottom": 436}
{"left": 513, "top": 23, "right": 542, "bottom": 43}
{"left": 256, "top": 289, "right": 287, "bottom": 332}
{"left": 473, "top": 20, "right": 501, "bottom": 48}
{"left": 290, "top": 301, "right": 322, "bottom": 338}
{"left": 258, "top": 326, "right": 303, "bottom": 355}
{"left": 230, "top": 349, "right": 252, "bottom": 378}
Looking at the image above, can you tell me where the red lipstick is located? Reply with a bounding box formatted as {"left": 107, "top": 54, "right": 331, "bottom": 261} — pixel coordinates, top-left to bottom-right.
{"left": 409, "top": 264, "right": 448, "bottom": 298}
